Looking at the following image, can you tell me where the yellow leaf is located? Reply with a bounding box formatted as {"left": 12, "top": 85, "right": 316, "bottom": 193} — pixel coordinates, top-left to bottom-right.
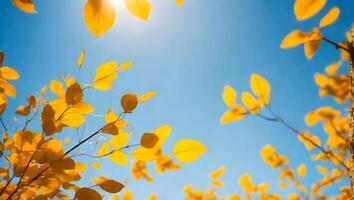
{"left": 61, "top": 112, "right": 85, "bottom": 128}
{"left": 250, "top": 74, "right": 271, "bottom": 105}
{"left": 154, "top": 125, "right": 171, "bottom": 147}
{"left": 112, "top": 130, "right": 129, "bottom": 149}
{"left": 84, "top": 0, "right": 116, "bottom": 38}
{"left": 148, "top": 193, "right": 157, "bottom": 200}
{"left": 78, "top": 50, "right": 86, "bottom": 68}
{"left": 93, "top": 61, "right": 118, "bottom": 90}
{"left": 70, "top": 102, "right": 94, "bottom": 114}
{"left": 297, "top": 163, "right": 307, "bottom": 177}
{"left": 294, "top": 0, "right": 326, "bottom": 21}
{"left": 319, "top": 7, "right": 340, "bottom": 28}
{"left": 316, "top": 165, "right": 328, "bottom": 174}
{"left": 209, "top": 166, "right": 225, "bottom": 180}
{"left": 325, "top": 61, "right": 342, "bottom": 75}
{"left": 108, "top": 151, "right": 129, "bottom": 165}
{"left": 281, "top": 30, "right": 308, "bottom": 49}
{"left": 176, "top": 0, "right": 184, "bottom": 6}
{"left": 65, "top": 82, "right": 83, "bottom": 105}
{"left": 0, "top": 67, "right": 19, "bottom": 80}
{"left": 121, "top": 93, "right": 138, "bottom": 113}
{"left": 117, "top": 61, "right": 132, "bottom": 72}
{"left": 14, "top": 131, "right": 42, "bottom": 152}
{"left": 91, "top": 162, "right": 102, "bottom": 169}
{"left": 288, "top": 193, "right": 300, "bottom": 200}
{"left": 0, "top": 81, "right": 16, "bottom": 97}
{"left": 98, "top": 141, "right": 110, "bottom": 156}
{"left": 105, "top": 109, "right": 119, "bottom": 123}
{"left": 220, "top": 105, "right": 247, "bottom": 125}
{"left": 304, "top": 40, "right": 320, "bottom": 59}
{"left": 131, "top": 147, "right": 158, "bottom": 162}
{"left": 65, "top": 137, "right": 71, "bottom": 144}
{"left": 241, "top": 92, "right": 261, "bottom": 114}
{"left": 99, "top": 179, "right": 124, "bottom": 193}
{"left": 173, "top": 139, "right": 207, "bottom": 163}
{"left": 124, "top": 0, "right": 151, "bottom": 21}
{"left": 139, "top": 91, "right": 157, "bottom": 103}
{"left": 12, "top": 0, "right": 37, "bottom": 14}
{"left": 223, "top": 85, "right": 237, "bottom": 108}
{"left": 239, "top": 173, "right": 257, "bottom": 192}
{"left": 140, "top": 133, "right": 159, "bottom": 149}
{"left": 75, "top": 188, "right": 102, "bottom": 200}
{"left": 75, "top": 162, "right": 87, "bottom": 173}
{"left": 50, "top": 80, "right": 65, "bottom": 98}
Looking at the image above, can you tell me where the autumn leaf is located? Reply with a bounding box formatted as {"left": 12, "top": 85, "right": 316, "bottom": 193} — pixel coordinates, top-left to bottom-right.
{"left": 220, "top": 105, "right": 247, "bottom": 125}
{"left": 280, "top": 30, "right": 308, "bottom": 49}
{"left": 223, "top": 85, "right": 237, "bottom": 108}
{"left": 250, "top": 74, "right": 271, "bottom": 105}
{"left": 294, "top": 0, "right": 326, "bottom": 21}
{"left": 173, "top": 139, "right": 207, "bottom": 163}
{"left": 98, "top": 141, "right": 111, "bottom": 156}
{"left": 125, "top": 0, "right": 151, "bottom": 21}
{"left": 65, "top": 82, "right": 83, "bottom": 105}
{"left": 121, "top": 93, "right": 138, "bottom": 112}
{"left": 91, "top": 162, "right": 102, "bottom": 169}
{"left": 297, "top": 163, "right": 307, "bottom": 177}
{"left": 102, "top": 122, "right": 119, "bottom": 135}
{"left": 108, "top": 151, "right": 129, "bottom": 165}
{"left": 140, "top": 133, "right": 159, "bottom": 149}
{"left": 319, "top": 7, "right": 340, "bottom": 28}
{"left": 12, "top": 0, "right": 37, "bottom": 14}
{"left": 117, "top": 61, "right": 133, "bottom": 72}
{"left": 77, "top": 50, "right": 86, "bottom": 68}
{"left": 84, "top": 0, "right": 116, "bottom": 38}
{"left": 75, "top": 188, "right": 102, "bottom": 200}
{"left": 0, "top": 67, "right": 20, "bottom": 80}
{"left": 99, "top": 179, "right": 124, "bottom": 193}
{"left": 93, "top": 61, "right": 118, "bottom": 90}
{"left": 139, "top": 91, "right": 157, "bottom": 103}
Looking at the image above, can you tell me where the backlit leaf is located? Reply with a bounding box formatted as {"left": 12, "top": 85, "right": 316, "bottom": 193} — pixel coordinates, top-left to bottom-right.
{"left": 173, "top": 139, "right": 207, "bottom": 163}
{"left": 223, "top": 85, "right": 237, "bottom": 108}
{"left": 98, "top": 141, "right": 110, "bottom": 156}
{"left": 319, "top": 7, "right": 340, "bottom": 28}
{"left": 93, "top": 61, "right": 118, "bottom": 90}
{"left": 0, "top": 67, "right": 19, "bottom": 80}
{"left": 294, "top": 0, "right": 326, "bottom": 21}
{"left": 84, "top": 0, "right": 116, "bottom": 38}
{"left": 108, "top": 151, "right": 129, "bottom": 165}
{"left": 12, "top": 0, "right": 37, "bottom": 14}
{"left": 117, "top": 61, "right": 132, "bottom": 72}
{"left": 250, "top": 74, "right": 271, "bottom": 105}
{"left": 220, "top": 105, "right": 247, "bottom": 125}
{"left": 139, "top": 91, "right": 157, "bottom": 103}
{"left": 297, "top": 163, "right": 307, "bottom": 177}
{"left": 77, "top": 50, "right": 86, "bottom": 68}
{"left": 124, "top": 0, "right": 151, "bottom": 21}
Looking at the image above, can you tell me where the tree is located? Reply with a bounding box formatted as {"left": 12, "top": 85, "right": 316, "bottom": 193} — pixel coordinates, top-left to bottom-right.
{"left": 3, "top": 0, "right": 354, "bottom": 199}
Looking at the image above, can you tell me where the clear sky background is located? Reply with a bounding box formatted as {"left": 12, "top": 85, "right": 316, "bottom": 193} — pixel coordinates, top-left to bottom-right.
{"left": 1, "top": 0, "right": 354, "bottom": 199}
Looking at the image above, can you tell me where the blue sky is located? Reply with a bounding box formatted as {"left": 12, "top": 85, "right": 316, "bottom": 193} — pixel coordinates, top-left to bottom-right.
{"left": 1, "top": 0, "right": 354, "bottom": 199}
